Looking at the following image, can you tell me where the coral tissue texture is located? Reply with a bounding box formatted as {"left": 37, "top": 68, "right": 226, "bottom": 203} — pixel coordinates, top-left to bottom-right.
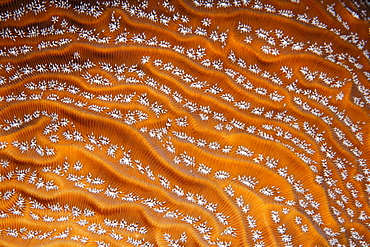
{"left": 0, "top": 0, "right": 370, "bottom": 246}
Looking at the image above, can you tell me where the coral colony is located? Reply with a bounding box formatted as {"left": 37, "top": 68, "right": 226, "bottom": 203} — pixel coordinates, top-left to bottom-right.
{"left": 0, "top": 0, "right": 369, "bottom": 246}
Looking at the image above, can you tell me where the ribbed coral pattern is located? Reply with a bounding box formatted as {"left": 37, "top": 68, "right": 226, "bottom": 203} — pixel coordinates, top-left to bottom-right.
{"left": 0, "top": 0, "right": 369, "bottom": 246}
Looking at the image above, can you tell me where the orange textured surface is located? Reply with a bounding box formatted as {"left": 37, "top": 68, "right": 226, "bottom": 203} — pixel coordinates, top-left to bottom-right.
{"left": 0, "top": 0, "right": 369, "bottom": 246}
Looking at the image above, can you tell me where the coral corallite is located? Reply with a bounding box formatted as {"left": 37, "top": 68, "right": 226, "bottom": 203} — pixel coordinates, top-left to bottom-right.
{"left": 0, "top": 0, "right": 370, "bottom": 246}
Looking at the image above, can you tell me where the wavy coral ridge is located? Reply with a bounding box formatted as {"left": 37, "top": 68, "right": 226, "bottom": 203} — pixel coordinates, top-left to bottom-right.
{"left": 0, "top": 0, "right": 370, "bottom": 246}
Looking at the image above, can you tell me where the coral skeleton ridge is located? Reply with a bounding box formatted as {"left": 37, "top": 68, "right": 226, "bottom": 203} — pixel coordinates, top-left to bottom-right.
{"left": 0, "top": 0, "right": 369, "bottom": 246}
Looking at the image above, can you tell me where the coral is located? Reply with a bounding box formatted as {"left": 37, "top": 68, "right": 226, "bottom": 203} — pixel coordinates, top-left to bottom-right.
{"left": 0, "top": 0, "right": 369, "bottom": 246}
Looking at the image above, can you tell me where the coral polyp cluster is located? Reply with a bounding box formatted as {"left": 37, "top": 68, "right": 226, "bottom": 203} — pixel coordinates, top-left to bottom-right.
{"left": 0, "top": 0, "right": 369, "bottom": 246}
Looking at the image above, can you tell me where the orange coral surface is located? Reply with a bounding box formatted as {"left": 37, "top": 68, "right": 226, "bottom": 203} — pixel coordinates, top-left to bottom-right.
{"left": 0, "top": 0, "right": 369, "bottom": 246}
